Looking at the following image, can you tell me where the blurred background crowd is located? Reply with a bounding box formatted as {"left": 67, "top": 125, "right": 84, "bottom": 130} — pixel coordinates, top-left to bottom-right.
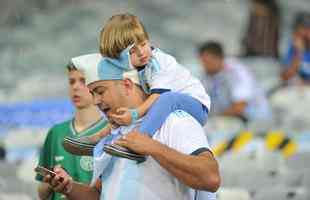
{"left": 0, "top": 0, "right": 310, "bottom": 199}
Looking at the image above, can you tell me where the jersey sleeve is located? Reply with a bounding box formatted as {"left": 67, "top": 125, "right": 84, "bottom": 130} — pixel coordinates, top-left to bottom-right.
{"left": 35, "top": 129, "right": 53, "bottom": 181}
{"left": 156, "top": 110, "right": 211, "bottom": 155}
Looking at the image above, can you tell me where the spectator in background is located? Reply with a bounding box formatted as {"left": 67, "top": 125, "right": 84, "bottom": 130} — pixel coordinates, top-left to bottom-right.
{"left": 36, "top": 54, "right": 108, "bottom": 200}
{"left": 241, "top": 0, "right": 280, "bottom": 58}
{"left": 198, "top": 41, "right": 271, "bottom": 122}
{"left": 0, "top": 142, "right": 5, "bottom": 161}
{"left": 281, "top": 12, "right": 310, "bottom": 84}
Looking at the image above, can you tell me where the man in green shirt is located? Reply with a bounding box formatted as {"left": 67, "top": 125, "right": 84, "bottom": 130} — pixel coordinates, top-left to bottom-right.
{"left": 36, "top": 54, "right": 108, "bottom": 200}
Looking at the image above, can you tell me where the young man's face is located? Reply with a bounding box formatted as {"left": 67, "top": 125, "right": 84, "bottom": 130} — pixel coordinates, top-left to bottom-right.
{"left": 199, "top": 52, "right": 223, "bottom": 75}
{"left": 294, "top": 26, "right": 310, "bottom": 49}
{"left": 68, "top": 70, "right": 94, "bottom": 109}
{"left": 129, "top": 40, "right": 152, "bottom": 67}
{"left": 88, "top": 80, "right": 127, "bottom": 124}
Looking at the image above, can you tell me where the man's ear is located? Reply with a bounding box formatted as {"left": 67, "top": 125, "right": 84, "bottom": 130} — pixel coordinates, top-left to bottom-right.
{"left": 122, "top": 78, "right": 134, "bottom": 94}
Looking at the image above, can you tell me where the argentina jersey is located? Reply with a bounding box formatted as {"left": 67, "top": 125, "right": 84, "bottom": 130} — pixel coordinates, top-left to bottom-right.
{"left": 99, "top": 110, "right": 216, "bottom": 200}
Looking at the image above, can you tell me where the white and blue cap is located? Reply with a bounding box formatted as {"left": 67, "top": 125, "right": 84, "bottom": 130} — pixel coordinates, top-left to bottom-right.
{"left": 71, "top": 53, "right": 102, "bottom": 85}
{"left": 71, "top": 52, "right": 140, "bottom": 86}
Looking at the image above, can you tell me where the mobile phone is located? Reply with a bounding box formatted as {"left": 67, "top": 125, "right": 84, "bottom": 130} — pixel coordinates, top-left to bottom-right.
{"left": 35, "top": 166, "right": 57, "bottom": 177}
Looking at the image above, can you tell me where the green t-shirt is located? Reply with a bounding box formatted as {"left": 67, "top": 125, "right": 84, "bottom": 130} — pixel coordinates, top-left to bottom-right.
{"left": 36, "top": 118, "right": 107, "bottom": 200}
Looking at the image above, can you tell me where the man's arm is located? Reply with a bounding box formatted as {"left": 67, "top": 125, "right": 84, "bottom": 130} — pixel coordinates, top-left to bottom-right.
{"left": 65, "top": 181, "right": 101, "bottom": 200}
{"left": 281, "top": 36, "right": 305, "bottom": 81}
{"left": 115, "top": 128, "right": 221, "bottom": 192}
{"left": 281, "top": 53, "right": 303, "bottom": 81}
{"left": 149, "top": 141, "right": 220, "bottom": 192}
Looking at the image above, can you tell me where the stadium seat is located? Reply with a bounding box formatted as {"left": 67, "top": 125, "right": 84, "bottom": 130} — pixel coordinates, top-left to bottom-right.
{"left": 253, "top": 186, "right": 309, "bottom": 200}
{"left": 286, "top": 152, "right": 310, "bottom": 171}
{"left": 217, "top": 187, "right": 251, "bottom": 200}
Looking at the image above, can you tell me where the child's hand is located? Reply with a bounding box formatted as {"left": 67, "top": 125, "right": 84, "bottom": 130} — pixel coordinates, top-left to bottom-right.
{"left": 110, "top": 107, "right": 132, "bottom": 125}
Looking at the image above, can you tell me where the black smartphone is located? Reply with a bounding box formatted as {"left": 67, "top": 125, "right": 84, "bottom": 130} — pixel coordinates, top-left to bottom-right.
{"left": 35, "top": 166, "right": 57, "bottom": 177}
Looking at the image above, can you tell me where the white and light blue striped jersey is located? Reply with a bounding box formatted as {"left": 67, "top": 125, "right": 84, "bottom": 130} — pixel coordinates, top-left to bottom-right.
{"left": 100, "top": 110, "right": 216, "bottom": 200}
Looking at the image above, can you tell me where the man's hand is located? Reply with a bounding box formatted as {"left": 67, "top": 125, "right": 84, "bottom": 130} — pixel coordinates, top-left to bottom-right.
{"left": 110, "top": 107, "right": 132, "bottom": 125}
{"left": 114, "top": 129, "right": 159, "bottom": 155}
{"left": 43, "top": 166, "right": 73, "bottom": 195}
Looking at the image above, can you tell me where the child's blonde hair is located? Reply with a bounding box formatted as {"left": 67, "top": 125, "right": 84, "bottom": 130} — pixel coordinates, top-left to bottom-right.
{"left": 100, "top": 13, "right": 149, "bottom": 58}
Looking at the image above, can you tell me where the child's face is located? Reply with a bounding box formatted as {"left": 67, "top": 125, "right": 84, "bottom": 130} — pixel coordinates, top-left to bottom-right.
{"left": 129, "top": 40, "right": 152, "bottom": 67}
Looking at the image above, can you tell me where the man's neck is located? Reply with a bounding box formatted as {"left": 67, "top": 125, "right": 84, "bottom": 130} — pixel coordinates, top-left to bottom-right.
{"left": 74, "top": 105, "right": 102, "bottom": 133}
{"left": 128, "top": 85, "right": 148, "bottom": 108}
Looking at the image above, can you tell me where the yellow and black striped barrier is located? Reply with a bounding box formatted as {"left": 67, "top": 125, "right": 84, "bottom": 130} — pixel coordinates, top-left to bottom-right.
{"left": 213, "top": 131, "right": 253, "bottom": 157}
{"left": 213, "top": 130, "right": 298, "bottom": 158}
{"left": 265, "top": 131, "right": 297, "bottom": 158}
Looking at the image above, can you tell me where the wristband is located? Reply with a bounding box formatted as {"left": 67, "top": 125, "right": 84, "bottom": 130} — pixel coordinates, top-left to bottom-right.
{"left": 130, "top": 109, "right": 139, "bottom": 123}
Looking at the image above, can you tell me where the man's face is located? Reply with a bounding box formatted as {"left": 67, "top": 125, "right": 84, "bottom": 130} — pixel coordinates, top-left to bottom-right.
{"left": 130, "top": 40, "right": 152, "bottom": 67}
{"left": 68, "top": 70, "right": 94, "bottom": 109}
{"left": 199, "top": 52, "right": 223, "bottom": 75}
{"left": 88, "top": 80, "right": 127, "bottom": 123}
{"left": 295, "top": 26, "right": 310, "bottom": 49}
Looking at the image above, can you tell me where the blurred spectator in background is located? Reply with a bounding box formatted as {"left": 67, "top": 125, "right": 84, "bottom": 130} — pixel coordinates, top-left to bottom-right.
{"left": 0, "top": 142, "right": 6, "bottom": 161}
{"left": 281, "top": 11, "right": 310, "bottom": 84}
{"left": 36, "top": 55, "right": 107, "bottom": 200}
{"left": 241, "top": 0, "right": 280, "bottom": 58}
{"left": 198, "top": 41, "right": 271, "bottom": 123}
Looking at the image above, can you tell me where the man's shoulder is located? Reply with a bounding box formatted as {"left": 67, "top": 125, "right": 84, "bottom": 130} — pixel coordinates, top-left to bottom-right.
{"left": 167, "top": 109, "right": 198, "bottom": 121}
{"left": 224, "top": 58, "right": 247, "bottom": 72}
{"left": 224, "top": 58, "right": 253, "bottom": 81}
{"left": 160, "top": 110, "right": 203, "bottom": 133}
{"left": 155, "top": 110, "right": 210, "bottom": 155}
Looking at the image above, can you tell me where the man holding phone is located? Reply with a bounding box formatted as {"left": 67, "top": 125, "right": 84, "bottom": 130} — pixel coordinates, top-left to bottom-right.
{"left": 38, "top": 51, "right": 220, "bottom": 200}
{"left": 36, "top": 54, "right": 108, "bottom": 200}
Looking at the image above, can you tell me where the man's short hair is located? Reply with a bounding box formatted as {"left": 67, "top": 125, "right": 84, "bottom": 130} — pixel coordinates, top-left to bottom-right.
{"left": 293, "top": 11, "right": 310, "bottom": 30}
{"left": 66, "top": 62, "right": 77, "bottom": 71}
{"left": 197, "top": 41, "right": 224, "bottom": 58}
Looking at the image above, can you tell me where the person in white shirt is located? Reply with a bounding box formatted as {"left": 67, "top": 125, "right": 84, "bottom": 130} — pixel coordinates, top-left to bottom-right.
{"left": 40, "top": 53, "right": 220, "bottom": 200}
{"left": 198, "top": 41, "right": 271, "bottom": 122}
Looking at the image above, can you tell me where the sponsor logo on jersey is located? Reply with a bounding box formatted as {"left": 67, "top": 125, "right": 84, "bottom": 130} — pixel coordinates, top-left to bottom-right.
{"left": 55, "top": 156, "right": 64, "bottom": 162}
{"left": 80, "top": 156, "right": 93, "bottom": 171}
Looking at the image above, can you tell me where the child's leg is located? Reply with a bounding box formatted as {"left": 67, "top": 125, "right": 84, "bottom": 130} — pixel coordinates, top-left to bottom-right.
{"left": 139, "top": 92, "right": 208, "bottom": 137}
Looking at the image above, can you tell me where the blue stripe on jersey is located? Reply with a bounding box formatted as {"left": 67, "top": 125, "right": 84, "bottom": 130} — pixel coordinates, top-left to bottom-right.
{"left": 100, "top": 158, "right": 117, "bottom": 200}
{"left": 118, "top": 161, "right": 141, "bottom": 200}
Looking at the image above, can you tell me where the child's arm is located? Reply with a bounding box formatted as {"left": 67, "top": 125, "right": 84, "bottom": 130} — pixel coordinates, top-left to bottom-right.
{"left": 111, "top": 93, "right": 160, "bottom": 125}
{"left": 137, "top": 93, "right": 160, "bottom": 118}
